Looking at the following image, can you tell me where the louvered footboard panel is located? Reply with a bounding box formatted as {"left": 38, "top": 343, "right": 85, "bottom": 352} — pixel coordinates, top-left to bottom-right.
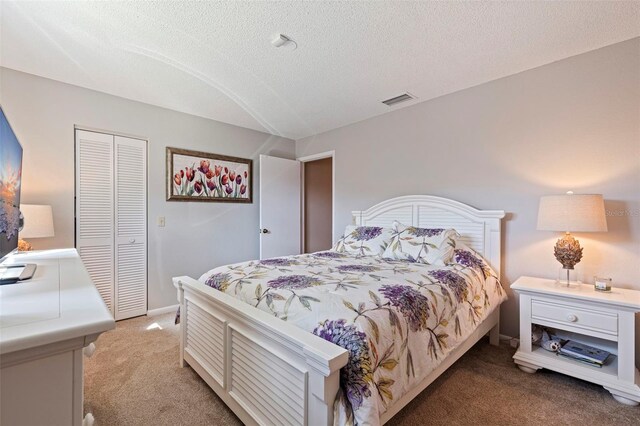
{"left": 185, "top": 300, "right": 225, "bottom": 386}
{"left": 176, "top": 278, "right": 348, "bottom": 426}
{"left": 228, "top": 327, "right": 307, "bottom": 426}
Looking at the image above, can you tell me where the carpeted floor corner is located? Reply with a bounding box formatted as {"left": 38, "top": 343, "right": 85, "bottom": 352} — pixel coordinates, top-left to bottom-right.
{"left": 85, "top": 314, "right": 639, "bottom": 425}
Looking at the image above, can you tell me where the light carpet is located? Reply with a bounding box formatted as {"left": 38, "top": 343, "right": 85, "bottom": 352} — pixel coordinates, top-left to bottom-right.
{"left": 85, "top": 314, "right": 639, "bottom": 425}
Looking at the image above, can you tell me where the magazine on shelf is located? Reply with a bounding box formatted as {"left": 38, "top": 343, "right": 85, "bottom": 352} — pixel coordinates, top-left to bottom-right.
{"left": 558, "top": 352, "right": 603, "bottom": 368}
{"left": 559, "top": 340, "right": 610, "bottom": 364}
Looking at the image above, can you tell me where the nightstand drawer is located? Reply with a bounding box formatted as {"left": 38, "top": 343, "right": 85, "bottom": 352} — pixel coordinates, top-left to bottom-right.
{"left": 531, "top": 299, "right": 618, "bottom": 335}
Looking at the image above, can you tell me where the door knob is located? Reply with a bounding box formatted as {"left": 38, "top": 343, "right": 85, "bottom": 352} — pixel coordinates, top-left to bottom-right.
{"left": 260, "top": 228, "right": 270, "bottom": 234}
{"left": 129, "top": 238, "right": 136, "bottom": 243}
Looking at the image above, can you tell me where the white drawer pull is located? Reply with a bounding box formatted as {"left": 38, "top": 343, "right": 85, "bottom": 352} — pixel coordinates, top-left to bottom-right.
{"left": 129, "top": 238, "right": 136, "bottom": 243}
{"left": 566, "top": 314, "right": 578, "bottom": 322}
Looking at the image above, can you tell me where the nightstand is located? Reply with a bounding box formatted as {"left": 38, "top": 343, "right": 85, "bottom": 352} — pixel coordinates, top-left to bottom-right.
{"left": 512, "top": 276, "right": 640, "bottom": 406}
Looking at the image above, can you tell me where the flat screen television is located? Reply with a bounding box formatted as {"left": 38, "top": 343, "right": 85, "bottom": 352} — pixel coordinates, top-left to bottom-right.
{"left": 1, "top": 106, "right": 23, "bottom": 263}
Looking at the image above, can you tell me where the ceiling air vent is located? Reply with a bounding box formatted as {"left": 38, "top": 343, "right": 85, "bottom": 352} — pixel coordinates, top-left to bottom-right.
{"left": 382, "top": 93, "right": 415, "bottom": 106}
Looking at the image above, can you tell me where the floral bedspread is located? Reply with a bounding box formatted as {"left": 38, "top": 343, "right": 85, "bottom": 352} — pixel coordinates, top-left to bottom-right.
{"left": 198, "top": 249, "right": 506, "bottom": 426}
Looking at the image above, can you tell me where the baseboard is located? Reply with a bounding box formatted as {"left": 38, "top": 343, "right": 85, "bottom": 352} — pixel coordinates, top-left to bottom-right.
{"left": 499, "top": 333, "right": 521, "bottom": 349}
{"left": 146, "top": 304, "right": 179, "bottom": 317}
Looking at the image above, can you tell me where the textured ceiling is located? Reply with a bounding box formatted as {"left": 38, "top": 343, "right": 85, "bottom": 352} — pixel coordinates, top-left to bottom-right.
{"left": 1, "top": 1, "right": 639, "bottom": 139}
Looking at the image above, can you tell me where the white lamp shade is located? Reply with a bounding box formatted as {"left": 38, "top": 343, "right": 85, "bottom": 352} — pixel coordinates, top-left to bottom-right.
{"left": 537, "top": 194, "right": 607, "bottom": 233}
{"left": 19, "top": 204, "right": 55, "bottom": 238}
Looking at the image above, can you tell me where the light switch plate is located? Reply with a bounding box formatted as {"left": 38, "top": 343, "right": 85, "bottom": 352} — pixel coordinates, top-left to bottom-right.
{"left": 158, "top": 216, "right": 165, "bottom": 227}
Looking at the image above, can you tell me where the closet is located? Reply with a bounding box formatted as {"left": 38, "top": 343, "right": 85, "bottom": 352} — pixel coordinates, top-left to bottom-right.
{"left": 75, "top": 129, "right": 147, "bottom": 320}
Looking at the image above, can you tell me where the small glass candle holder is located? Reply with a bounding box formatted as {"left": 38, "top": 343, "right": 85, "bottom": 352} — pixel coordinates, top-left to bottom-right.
{"left": 594, "top": 276, "right": 612, "bottom": 292}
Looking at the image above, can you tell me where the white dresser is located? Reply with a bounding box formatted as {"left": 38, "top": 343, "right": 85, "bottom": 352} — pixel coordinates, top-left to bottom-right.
{"left": 0, "top": 249, "right": 115, "bottom": 426}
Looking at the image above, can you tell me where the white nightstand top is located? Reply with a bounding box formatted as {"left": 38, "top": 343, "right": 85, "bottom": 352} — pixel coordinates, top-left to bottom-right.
{"left": 511, "top": 276, "right": 640, "bottom": 311}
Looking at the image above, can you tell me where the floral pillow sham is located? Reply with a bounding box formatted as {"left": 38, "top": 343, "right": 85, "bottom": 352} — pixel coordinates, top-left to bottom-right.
{"left": 331, "top": 225, "right": 393, "bottom": 257}
{"left": 382, "top": 222, "right": 458, "bottom": 265}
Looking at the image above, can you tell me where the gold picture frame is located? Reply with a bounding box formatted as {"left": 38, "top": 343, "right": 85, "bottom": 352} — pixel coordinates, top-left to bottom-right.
{"left": 166, "top": 147, "right": 253, "bottom": 203}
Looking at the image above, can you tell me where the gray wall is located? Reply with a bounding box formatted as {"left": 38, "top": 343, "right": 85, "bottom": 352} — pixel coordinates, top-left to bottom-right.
{"left": 297, "top": 38, "right": 640, "bottom": 345}
{"left": 0, "top": 67, "right": 295, "bottom": 311}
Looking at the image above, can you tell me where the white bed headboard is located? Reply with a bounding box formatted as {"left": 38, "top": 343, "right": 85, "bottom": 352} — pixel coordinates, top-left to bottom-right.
{"left": 352, "top": 195, "right": 505, "bottom": 276}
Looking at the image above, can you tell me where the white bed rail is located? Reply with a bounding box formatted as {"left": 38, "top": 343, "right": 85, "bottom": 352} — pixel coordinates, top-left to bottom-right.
{"left": 174, "top": 276, "right": 349, "bottom": 426}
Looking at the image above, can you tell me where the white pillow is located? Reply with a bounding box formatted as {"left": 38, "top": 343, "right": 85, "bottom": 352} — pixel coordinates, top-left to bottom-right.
{"left": 331, "top": 225, "right": 393, "bottom": 257}
{"left": 382, "top": 223, "right": 458, "bottom": 265}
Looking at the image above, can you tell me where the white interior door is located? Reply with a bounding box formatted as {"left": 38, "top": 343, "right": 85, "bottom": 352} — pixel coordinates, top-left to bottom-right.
{"left": 114, "top": 136, "right": 147, "bottom": 320}
{"left": 259, "top": 155, "right": 301, "bottom": 259}
{"left": 75, "top": 130, "right": 115, "bottom": 315}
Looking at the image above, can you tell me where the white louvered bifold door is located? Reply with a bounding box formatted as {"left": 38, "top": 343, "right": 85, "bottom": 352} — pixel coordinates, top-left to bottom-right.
{"left": 75, "top": 130, "right": 115, "bottom": 315}
{"left": 114, "top": 136, "right": 147, "bottom": 320}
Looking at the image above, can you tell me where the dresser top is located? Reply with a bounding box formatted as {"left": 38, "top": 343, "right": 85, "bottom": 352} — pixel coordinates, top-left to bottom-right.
{"left": 511, "top": 276, "right": 640, "bottom": 310}
{"left": 0, "top": 249, "right": 115, "bottom": 354}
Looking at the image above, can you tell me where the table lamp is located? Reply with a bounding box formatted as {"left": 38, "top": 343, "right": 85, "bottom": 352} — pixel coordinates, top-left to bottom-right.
{"left": 537, "top": 192, "right": 607, "bottom": 286}
{"left": 18, "top": 204, "right": 55, "bottom": 251}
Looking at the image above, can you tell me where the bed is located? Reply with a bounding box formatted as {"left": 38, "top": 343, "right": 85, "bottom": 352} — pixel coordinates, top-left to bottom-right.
{"left": 173, "top": 195, "right": 506, "bottom": 425}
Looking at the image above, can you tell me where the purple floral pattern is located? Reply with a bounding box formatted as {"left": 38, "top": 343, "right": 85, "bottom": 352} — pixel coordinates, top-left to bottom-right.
{"left": 337, "top": 264, "right": 377, "bottom": 273}
{"left": 453, "top": 249, "right": 483, "bottom": 269}
{"left": 332, "top": 225, "right": 393, "bottom": 257}
{"left": 379, "top": 284, "right": 430, "bottom": 331}
{"left": 267, "top": 274, "right": 321, "bottom": 290}
{"left": 313, "top": 319, "right": 373, "bottom": 411}
{"left": 351, "top": 226, "right": 383, "bottom": 241}
{"left": 313, "top": 251, "right": 345, "bottom": 258}
{"left": 454, "top": 248, "right": 491, "bottom": 278}
{"left": 406, "top": 227, "right": 445, "bottom": 238}
{"left": 204, "top": 272, "right": 232, "bottom": 292}
{"left": 260, "top": 258, "right": 295, "bottom": 267}
{"left": 191, "top": 250, "right": 506, "bottom": 426}
{"left": 429, "top": 270, "right": 469, "bottom": 303}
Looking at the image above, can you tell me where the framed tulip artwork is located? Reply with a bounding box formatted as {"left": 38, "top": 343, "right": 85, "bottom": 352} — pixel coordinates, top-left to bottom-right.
{"left": 166, "top": 147, "right": 253, "bottom": 203}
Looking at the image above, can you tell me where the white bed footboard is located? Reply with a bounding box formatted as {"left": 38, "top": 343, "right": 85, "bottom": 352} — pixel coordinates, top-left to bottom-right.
{"left": 174, "top": 276, "right": 349, "bottom": 426}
